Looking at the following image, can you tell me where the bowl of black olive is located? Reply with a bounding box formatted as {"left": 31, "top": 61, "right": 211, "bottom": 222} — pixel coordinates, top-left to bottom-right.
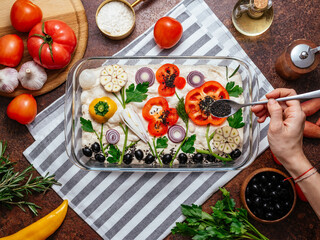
{"left": 240, "top": 168, "right": 296, "bottom": 223}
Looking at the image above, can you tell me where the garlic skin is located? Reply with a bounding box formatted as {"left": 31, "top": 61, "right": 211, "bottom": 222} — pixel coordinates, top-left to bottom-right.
{"left": 18, "top": 61, "right": 47, "bottom": 90}
{"left": 0, "top": 68, "right": 19, "bottom": 93}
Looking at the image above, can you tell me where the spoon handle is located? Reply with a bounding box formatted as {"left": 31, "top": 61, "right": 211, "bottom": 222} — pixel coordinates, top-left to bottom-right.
{"left": 246, "top": 89, "right": 320, "bottom": 106}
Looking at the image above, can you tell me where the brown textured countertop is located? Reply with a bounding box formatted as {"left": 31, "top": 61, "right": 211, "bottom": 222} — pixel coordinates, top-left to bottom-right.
{"left": 0, "top": 0, "right": 319, "bottom": 239}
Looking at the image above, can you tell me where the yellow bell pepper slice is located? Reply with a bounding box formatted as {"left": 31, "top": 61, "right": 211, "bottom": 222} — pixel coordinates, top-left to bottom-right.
{"left": 89, "top": 97, "right": 117, "bottom": 124}
{"left": 0, "top": 200, "right": 68, "bottom": 240}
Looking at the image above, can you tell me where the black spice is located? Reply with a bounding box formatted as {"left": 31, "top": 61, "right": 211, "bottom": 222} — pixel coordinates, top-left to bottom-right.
{"left": 199, "top": 96, "right": 215, "bottom": 116}
{"left": 210, "top": 101, "right": 231, "bottom": 117}
{"left": 160, "top": 67, "right": 178, "bottom": 88}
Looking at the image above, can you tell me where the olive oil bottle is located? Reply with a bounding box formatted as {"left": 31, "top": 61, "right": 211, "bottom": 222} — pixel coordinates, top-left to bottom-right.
{"left": 232, "top": 0, "right": 273, "bottom": 36}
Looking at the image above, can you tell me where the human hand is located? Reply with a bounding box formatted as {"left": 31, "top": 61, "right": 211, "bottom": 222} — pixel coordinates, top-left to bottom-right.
{"left": 252, "top": 88, "right": 306, "bottom": 165}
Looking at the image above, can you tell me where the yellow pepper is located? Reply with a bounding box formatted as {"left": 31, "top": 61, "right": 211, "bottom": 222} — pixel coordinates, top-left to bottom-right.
{"left": 0, "top": 200, "right": 68, "bottom": 240}
{"left": 89, "top": 97, "right": 117, "bottom": 123}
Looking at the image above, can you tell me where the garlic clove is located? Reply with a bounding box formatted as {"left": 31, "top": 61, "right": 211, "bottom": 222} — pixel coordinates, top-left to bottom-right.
{"left": 0, "top": 68, "right": 19, "bottom": 93}
{"left": 18, "top": 61, "right": 47, "bottom": 90}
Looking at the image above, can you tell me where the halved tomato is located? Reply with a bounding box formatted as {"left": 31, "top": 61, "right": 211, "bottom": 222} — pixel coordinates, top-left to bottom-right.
{"left": 142, "top": 97, "right": 179, "bottom": 136}
{"left": 185, "top": 81, "right": 229, "bottom": 126}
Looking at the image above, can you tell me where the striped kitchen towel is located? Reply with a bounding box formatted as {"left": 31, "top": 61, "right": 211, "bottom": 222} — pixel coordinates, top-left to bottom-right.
{"left": 23, "top": 0, "right": 273, "bottom": 239}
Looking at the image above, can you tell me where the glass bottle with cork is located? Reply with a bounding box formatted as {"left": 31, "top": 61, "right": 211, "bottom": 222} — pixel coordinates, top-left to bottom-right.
{"left": 232, "top": 0, "right": 273, "bottom": 36}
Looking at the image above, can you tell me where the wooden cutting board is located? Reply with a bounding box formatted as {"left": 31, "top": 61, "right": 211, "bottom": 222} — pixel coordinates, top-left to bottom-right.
{"left": 0, "top": 0, "right": 88, "bottom": 97}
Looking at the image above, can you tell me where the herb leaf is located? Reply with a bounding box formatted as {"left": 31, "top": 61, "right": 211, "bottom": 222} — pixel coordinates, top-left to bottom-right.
{"left": 226, "top": 81, "right": 243, "bottom": 97}
{"left": 181, "top": 134, "right": 196, "bottom": 153}
{"left": 107, "top": 144, "right": 121, "bottom": 163}
{"left": 80, "top": 117, "right": 95, "bottom": 132}
{"left": 156, "top": 136, "right": 168, "bottom": 149}
{"left": 228, "top": 65, "right": 240, "bottom": 78}
{"left": 176, "top": 97, "right": 189, "bottom": 125}
{"left": 227, "top": 109, "right": 245, "bottom": 129}
{"left": 125, "top": 82, "right": 149, "bottom": 104}
{"left": 171, "top": 188, "right": 269, "bottom": 240}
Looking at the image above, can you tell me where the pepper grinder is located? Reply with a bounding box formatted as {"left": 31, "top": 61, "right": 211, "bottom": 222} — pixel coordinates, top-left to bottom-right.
{"left": 275, "top": 39, "right": 320, "bottom": 80}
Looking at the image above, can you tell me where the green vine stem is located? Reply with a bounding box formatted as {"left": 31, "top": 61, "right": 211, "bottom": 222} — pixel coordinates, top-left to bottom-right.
{"left": 152, "top": 137, "right": 163, "bottom": 166}
{"left": 118, "top": 123, "right": 128, "bottom": 165}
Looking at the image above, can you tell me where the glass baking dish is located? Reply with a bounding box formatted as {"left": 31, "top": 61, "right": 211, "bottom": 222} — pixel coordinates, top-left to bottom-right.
{"left": 65, "top": 56, "right": 260, "bottom": 172}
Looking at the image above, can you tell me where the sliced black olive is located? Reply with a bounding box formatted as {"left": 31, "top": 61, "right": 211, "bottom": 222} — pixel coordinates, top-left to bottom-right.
{"left": 95, "top": 153, "right": 105, "bottom": 162}
{"left": 178, "top": 153, "right": 188, "bottom": 164}
{"left": 144, "top": 154, "right": 155, "bottom": 164}
{"left": 192, "top": 153, "right": 203, "bottom": 163}
{"left": 134, "top": 149, "right": 144, "bottom": 160}
{"left": 91, "top": 142, "right": 100, "bottom": 153}
{"left": 230, "top": 149, "right": 241, "bottom": 159}
{"left": 162, "top": 154, "right": 172, "bottom": 165}
{"left": 82, "top": 147, "right": 92, "bottom": 157}
{"left": 206, "top": 154, "right": 216, "bottom": 162}
{"left": 123, "top": 154, "right": 133, "bottom": 165}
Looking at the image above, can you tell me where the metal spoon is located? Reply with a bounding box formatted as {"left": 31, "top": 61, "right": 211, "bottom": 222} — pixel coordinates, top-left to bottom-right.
{"left": 211, "top": 89, "right": 320, "bottom": 118}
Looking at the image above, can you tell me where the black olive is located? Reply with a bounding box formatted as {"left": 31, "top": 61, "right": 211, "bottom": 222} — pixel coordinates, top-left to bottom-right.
{"left": 260, "top": 188, "right": 268, "bottom": 197}
{"left": 246, "top": 197, "right": 252, "bottom": 207}
{"left": 266, "top": 181, "right": 274, "bottom": 190}
{"left": 192, "top": 153, "right": 203, "bottom": 163}
{"left": 262, "top": 202, "right": 269, "bottom": 210}
{"left": 270, "top": 174, "right": 278, "bottom": 183}
{"left": 178, "top": 153, "right": 188, "bottom": 164}
{"left": 265, "top": 212, "right": 274, "bottom": 220}
{"left": 82, "top": 147, "right": 92, "bottom": 157}
{"left": 230, "top": 149, "right": 241, "bottom": 159}
{"left": 95, "top": 153, "right": 105, "bottom": 162}
{"left": 251, "top": 183, "right": 259, "bottom": 193}
{"left": 275, "top": 203, "right": 281, "bottom": 211}
{"left": 162, "top": 154, "right": 172, "bottom": 165}
{"left": 134, "top": 149, "right": 144, "bottom": 160}
{"left": 270, "top": 191, "right": 278, "bottom": 198}
{"left": 91, "top": 142, "right": 100, "bottom": 153}
{"left": 206, "top": 154, "right": 216, "bottom": 162}
{"left": 250, "top": 176, "right": 258, "bottom": 184}
{"left": 260, "top": 174, "right": 268, "bottom": 183}
{"left": 123, "top": 154, "right": 133, "bottom": 165}
{"left": 253, "top": 196, "right": 262, "bottom": 206}
{"left": 144, "top": 154, "right": 155, "bottom": 164}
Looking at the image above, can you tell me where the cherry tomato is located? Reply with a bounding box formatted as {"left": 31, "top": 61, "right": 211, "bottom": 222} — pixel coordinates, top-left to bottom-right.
{"left": 153, "top": 17, "right": 183, "bottom": 49}
{"left": 27, "top": 20, "right": 77, "bottom": 69}
{"left": 10, "top": 0, "right": 43, "bottom": 32}
{"left": 295, "top": 183, "right": 308, "bottom": 202}
{"left": 0, "top": 34, "right": 24, "bottom": 67}
{"left": 185, "top": 81, "right": 229, "bottom": 126}
{"left": 142, "top": 97, "right": 179, "bottom": 136}
{"left": 156, "top": 64, "right": 185, "bottom": 97}
{"left": 7, "top": 94, "right": 37, "bottom": 124}
{"left": 271, "top": 150, "right": 282, "bottom": 165}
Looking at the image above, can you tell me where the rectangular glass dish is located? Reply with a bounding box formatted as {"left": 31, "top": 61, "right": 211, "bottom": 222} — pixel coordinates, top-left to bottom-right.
{"left": 65, "top": 56, "right": 260, "bottom": 172}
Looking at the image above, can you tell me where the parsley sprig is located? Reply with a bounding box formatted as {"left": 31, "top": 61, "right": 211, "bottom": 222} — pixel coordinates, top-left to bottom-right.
{"left": 0, "top": 141, "right": 59, "bottom": 216}
{"left": 226, "top": 81, "right": 243, "bottom": 97}
{"left": 172, "top": 188, "right": 269, "bottom": 240}
{"left": 227, "top": 109, "right": 245, "bottom": 129}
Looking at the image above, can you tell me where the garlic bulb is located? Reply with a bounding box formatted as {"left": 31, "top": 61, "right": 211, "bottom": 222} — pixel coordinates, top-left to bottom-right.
{"left": 0, "top": 68, "right": 19, "bottom": 93}
{"left": 18, "top": 61, "right": 47, "bottom": 90}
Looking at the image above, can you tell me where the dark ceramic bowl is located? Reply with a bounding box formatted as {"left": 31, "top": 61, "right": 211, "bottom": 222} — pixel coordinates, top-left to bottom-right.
{"left": 240, "top": 168, "right": 296, "bottom": 223}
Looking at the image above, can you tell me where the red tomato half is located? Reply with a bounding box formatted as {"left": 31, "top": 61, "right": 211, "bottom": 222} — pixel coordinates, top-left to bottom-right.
{"left": 0, "top": 34, "right": 24, "bottom": 67}
{"left": 7, "top": 94, "right": 37, "bottom": 124}
{"left": 10, "top": 0, "right": 43, "bottom": 32}
{"left": 185, "top": 81, "right": 229, "bottom": 126}
{"left": 142, "top": 97, "right": 179, "bottom": 136}
{"left": 27, "top": 20, "right": 77, "bottom": 69}
{"left": 154, "top": 17, "right": 183, "bottom": 49}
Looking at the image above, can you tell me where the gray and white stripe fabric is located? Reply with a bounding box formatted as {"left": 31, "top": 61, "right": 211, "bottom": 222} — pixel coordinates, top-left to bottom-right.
{"left": 24, "top": 0, "right": 273, "bottom": 239}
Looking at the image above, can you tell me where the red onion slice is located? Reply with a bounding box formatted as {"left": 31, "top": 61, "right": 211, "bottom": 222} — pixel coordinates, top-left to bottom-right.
{"left": 168, "top": 125, "right": 186, "bottom": 143}
{"left": 106, "top": 129, "right": 120, "bottom": 144}
{"left": 135, "top": 67, "right": 155, "bottom": 87}
{"left": 187, "top": 71, "right": 205, "bottom": 88}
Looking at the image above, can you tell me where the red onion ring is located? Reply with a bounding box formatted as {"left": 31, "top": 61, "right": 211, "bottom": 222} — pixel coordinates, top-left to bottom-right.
{"left": 135, "top": 67, "right": 155, "bottom": 87}
{"left": 187, "top": 71, "right": 205, "bottom": 88}
{"left": 106, "top": 129, "right": 120, "bottom": 144}
{"left": 167, "top": 125, "right": 186, "bottom": 143}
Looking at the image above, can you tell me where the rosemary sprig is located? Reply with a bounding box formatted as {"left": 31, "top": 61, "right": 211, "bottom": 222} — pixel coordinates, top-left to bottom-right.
{"left": 0, "top": 141, "right": 60, "bottom": 215}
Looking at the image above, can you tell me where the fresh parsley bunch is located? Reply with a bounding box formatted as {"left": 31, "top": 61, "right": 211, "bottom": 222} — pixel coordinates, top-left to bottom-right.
{"left": 172, "top": 188, "right": 269, "bottom": 240}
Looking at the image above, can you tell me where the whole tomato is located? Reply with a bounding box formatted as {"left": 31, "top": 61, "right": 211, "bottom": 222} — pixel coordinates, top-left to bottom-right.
{"left": 27, "top": 20, "right": 77, "bottom": 69}
{"left": 0, "top": 34, "right": 24, "bottom": 67}
{"left": 10, "top": 0, "right": 43, "bottom": 32}
{"left": 7, "top": 94, "right": 37, "bottom": 124}
{"left": 154, "top": 17, "right": 183, "bottom": 49}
